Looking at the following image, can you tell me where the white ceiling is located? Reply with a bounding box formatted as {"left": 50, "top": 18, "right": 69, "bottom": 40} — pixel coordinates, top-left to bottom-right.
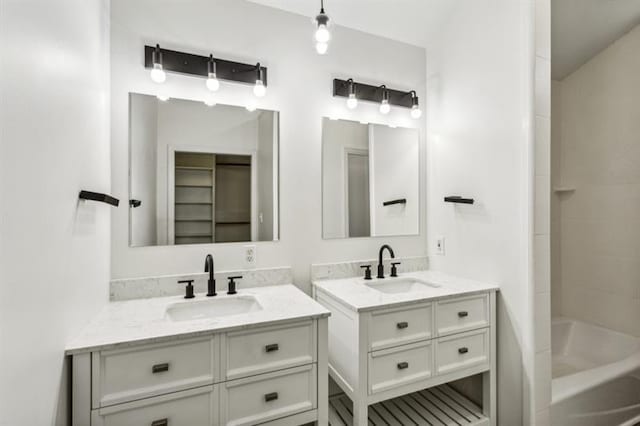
{"left": 552, "top": 0, "right": 640, "bottom": 80}
{"left": 248, "top": 0, "right": 458, "bottom": 49}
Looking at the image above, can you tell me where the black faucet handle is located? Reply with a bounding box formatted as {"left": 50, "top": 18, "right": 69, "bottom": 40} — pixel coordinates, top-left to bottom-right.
{"left": 227, "top": 276, "right": 242, "bottom": 295}
{"left": 390, "top": 262, "right": 401, "bottom": 277}
{"left": 178, "top": 279, "right": 195, "bottom": 299}
{"left": 360, "top": 265, "right": 372, "bottom": 280}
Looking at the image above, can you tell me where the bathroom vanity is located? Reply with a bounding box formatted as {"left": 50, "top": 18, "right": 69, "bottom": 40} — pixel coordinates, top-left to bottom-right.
{"left": 313, "top": 270, "right": 498, "bottom": 426}
{"left": 67, "top": 285, "right": 330, "bottom": 426}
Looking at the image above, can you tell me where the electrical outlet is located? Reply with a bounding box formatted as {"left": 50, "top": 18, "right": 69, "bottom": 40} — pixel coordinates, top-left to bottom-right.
{"left": 435, "top": 237, "right": 445, "bottom": 255}
{"left": 244, "top": 245, "right": 256, "bottom": 267}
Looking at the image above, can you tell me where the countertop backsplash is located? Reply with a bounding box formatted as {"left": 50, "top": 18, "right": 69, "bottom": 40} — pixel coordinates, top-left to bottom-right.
{"left": 110, "top": 266, "right": 293, "bottom": 301}
{"left": 310, "top": 256, "right": 429, "bottom": 282}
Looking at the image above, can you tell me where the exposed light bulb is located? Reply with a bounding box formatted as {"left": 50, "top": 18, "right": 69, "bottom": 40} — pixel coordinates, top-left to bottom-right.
{"left": 380, "top": 99, "right": 391, "bottom": 115}
{"left": 410, "top": 91, "right": 422, "bottom": 119}
{"left": 150, "top": 45, "right": 166, "bottom": 83}
{"left": 315, "top": 24, "right": 331, "bottom": 43}
{"left": 316, "top": 42, "right": 329, "bottom": 55}
{"left": 206, "top": 73, "right": 219, "bottom": 91}
{"left": 204, "top": 98, "right": 216, "bottom": 107}
{"left": 206, "top": 55, "right": 219, "bottom": 91}
{"left": 246, "top": 102, "right": 257, "bottom": 112}
{"left": 150, "top": 63, "right": 166, "bottom": 84}
{"left": 347, "top": 93, "right": 358, "bottom": 109}
{"left": 157, "top": 94, "right": 170, "bottom": 102}
{"left": 253, "top": 79, "right": 266, "bottom": 97}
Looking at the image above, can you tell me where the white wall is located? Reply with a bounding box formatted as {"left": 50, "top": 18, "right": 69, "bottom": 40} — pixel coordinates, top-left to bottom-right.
{"left": 555, "top": 25, "right": 640, "bottom": 336}
{"left": 426, "top": 0, "right": 533, "bottom": 423}
{"left": 0, "top": 0, "right": 111, "bottom": 425}
{"left": 111, "top": 0, "right": 427, "bottom": 290}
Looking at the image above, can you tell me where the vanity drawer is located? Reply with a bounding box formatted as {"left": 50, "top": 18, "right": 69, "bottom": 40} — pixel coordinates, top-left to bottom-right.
{"left": 91, "top": 385, "right": 216, "bottom": 426}
{"left": 435, "top": 328, "right": 489, "bottom": 375}
{"left": 435, "top": 294, "right": 489, "bottom": 336}
{"left": 221, "top": 364, "right": 317, "bottom": 426}
{"left": 92, "top": 337, "right": 216, "bottom": 408}
{"left": 368, "top": 303, "right": 432, "bottom": 351}
{"left": 224, "top": 321, "right": 315, "bottom": 380}
{"left": 368, "top": 340, "right": 433, "bottom": 395}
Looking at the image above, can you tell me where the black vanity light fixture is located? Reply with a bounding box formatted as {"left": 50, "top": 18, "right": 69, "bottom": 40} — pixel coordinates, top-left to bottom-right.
{"left": 144, "top": 45, "right": 268, "bottom": 97}
{"left": 314, "top": 0, "right": 331, "bottom": 55}
{"left": 333, "top": 78, "right": 422, "bottom": 119}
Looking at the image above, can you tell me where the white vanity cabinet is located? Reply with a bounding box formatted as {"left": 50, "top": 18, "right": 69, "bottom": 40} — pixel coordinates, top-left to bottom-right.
{"left": 313, "top": 272, "right": 497, "bottom": 426}
{"left": 71, "top": 318, "right": 328, "bottom": 426}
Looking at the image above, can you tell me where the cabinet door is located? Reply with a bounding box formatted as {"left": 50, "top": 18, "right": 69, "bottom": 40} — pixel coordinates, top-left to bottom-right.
{"left": 368, "top": 340, "right": 433, "bottom": 395}
{"left": 224, "top": 321, "right": 315, "bottom": 380}
{"left": 91, "top": 385, "right": 217, "bottom": 426}
{"left": 435, "top": 328, "right": 489, "bottom": 375}
{"left": 92, "top": 337, "right": 216, "bottom": 407}
{"left": 368, "top": 303, "right": 433, "bottom": 351}
{"left": 220, "top": 364, "right": 317, "bottom": 426}
{"left": 435, "top": 294, "right": 489, "bottom": 336}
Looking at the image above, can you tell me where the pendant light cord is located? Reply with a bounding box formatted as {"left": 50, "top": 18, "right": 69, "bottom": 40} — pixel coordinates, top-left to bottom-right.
{"left": 320, "top": 0, "right": 325, "bottom": 14}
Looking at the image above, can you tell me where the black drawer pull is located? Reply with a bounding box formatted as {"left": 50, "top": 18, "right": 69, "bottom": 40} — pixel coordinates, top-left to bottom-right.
{"left": 265, "top": 392, "right": 279, "bottom": 402}
{"left": 265, "top": 344, "right": 279, "bottom": 353}
{"left": 397, "top": 322, "right": 409, "bottom": 329}
{"left": 151, "top": 419, "right": 168, "bottom": 426}
{"left": 458, "top": 347, "right": 469, "bottom": 354}
{"left": 152, "top": 363, "right": 170, "bottom": 374}
{"left": 397, "top": 362, "right": 409, "bottom": 370}
{"left": 458, "top": 311, "right": 469, "bottom": 318}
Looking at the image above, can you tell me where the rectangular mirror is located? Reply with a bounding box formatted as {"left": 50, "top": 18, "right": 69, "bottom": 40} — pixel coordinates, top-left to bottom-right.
{"left": 322, "top": 118, "right": 419, "bottom": 239}
{"left": 129, "top": 93, "right": 279, "bottom": 247}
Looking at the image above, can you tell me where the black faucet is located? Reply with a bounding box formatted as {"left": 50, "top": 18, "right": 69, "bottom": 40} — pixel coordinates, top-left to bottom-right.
{"left": 204, "top": 254, "right": 217, "bottom": 297}
{"left": 377, "top": 244, "right": 395, "bottom": 279}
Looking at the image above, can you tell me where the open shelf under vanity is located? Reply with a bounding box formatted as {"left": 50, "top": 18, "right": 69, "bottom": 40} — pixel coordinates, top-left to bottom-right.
{"left": 329, "top": 384, "right": 489, "bottom": 426}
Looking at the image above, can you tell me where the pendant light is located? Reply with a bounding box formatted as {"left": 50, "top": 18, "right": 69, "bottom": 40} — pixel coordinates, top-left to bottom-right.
{"left": 206, "top": 55, "right": 220, "bottom": 92}
{"left": 314, "top": 0, "right": 331, "bottom": 55}
{"left": 253, "top": 63, "right": 266, "bottom": 98}
{"left": 150, "top": 44, "right": 166, "bottom": 83}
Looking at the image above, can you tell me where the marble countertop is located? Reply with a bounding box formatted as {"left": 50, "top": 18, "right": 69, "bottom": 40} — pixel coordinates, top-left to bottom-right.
{"left": 66, "top": 284, "right": 330, "bottom": 355}
{"left": 313, "top": 270, "right": 499, "bottom": 312}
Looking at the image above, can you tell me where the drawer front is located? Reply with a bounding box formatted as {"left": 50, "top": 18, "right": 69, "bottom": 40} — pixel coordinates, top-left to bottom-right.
{"left": 93, "top": 338, "right": 216, "bottom": 408}
{"left": 368, "top": 341, "right": 433, "bottom": 395}
{"left": 225, "top": 321, "right": 314, "bottom": 380}
{"left": 436, "top": 328, "right": 489, "bottom": 375}
{"left": 92, "top": 386, "right": 216, "bottom": 426}
{"left": 435, "top": 294, "right": 489, "bottom": 336}
{"left": 369, "top": 304, "right": 432, "bottom": 351}
{"left": 221, "top": 364, "right": 317, "bottom": 426}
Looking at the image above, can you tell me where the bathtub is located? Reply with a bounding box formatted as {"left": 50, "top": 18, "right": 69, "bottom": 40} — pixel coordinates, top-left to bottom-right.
{"left": 551, "top": 318, "right": 640, "bottom": 426}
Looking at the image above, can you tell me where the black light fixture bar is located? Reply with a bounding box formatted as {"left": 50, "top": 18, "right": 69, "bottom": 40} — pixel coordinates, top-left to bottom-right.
{"left": 333, "top": 78, "right": 413, "bottom": 108}
{"left": 144, "top": 45, "right": 267, "bottom": 86}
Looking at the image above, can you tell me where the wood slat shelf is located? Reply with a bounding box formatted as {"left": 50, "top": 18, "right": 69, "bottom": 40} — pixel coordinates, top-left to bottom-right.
{"left": 215, "top": 221, "right": 250, "bottom": 225}
{"left": 175, "top": 184, "right": 213, "bottom": 188}
{"left": 175, "top": 233, "right": 212, "bottom": 238}
{"left": 175, "top": 219, "right": 212, "bottom": 222}
{"left": 175, "top": 202, "right": 213, "bottom": 205}
{"left": 328, "top": 384, "right": 489, "bottom": 426}
{"left": 175, "top": 166, "right": 213, "bottom": 171}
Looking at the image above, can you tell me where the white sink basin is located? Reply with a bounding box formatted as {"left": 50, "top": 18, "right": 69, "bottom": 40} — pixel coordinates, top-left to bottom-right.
{"left": 365, "top": 277, "right": 439, "bottom": 294}
{"left": 166, "top": 295, "right": 263, "bottom": 322}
